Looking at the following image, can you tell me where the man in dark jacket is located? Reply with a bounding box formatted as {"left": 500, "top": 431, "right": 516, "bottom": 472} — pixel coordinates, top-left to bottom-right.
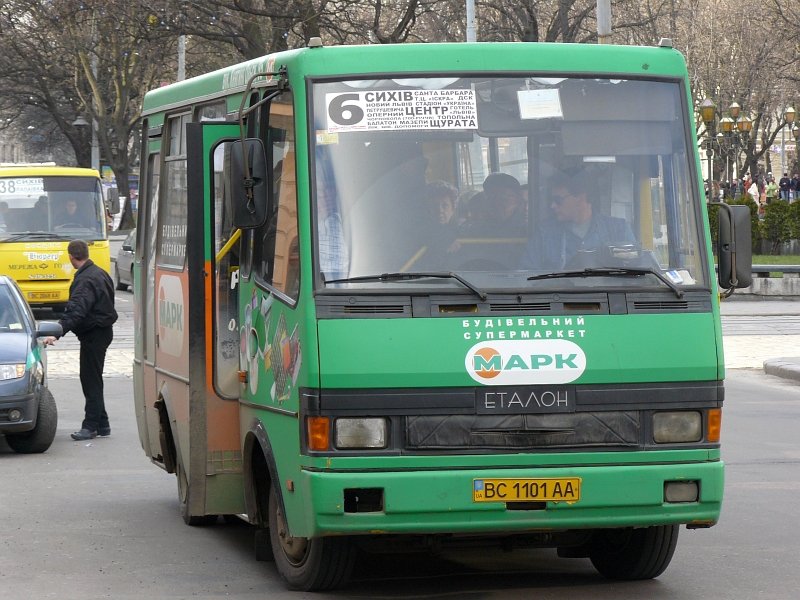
{"left": 779, "top": 173, "right": 792, "bottom": 201}
{"left": 44, "top": 239, "right": 118, "bottom": 440}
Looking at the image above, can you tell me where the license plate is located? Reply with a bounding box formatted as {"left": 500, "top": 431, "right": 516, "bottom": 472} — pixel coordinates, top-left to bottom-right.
{"left": 28, "top": 292, "right": 60, "bottom": 300}
{"left": 473, "top": 478, "right": 581, "bottom": 503}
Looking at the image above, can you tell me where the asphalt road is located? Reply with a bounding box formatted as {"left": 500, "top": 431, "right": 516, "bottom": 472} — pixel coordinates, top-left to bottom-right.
{"left": 1, "top": 369, "right": 799, "bottom": 599}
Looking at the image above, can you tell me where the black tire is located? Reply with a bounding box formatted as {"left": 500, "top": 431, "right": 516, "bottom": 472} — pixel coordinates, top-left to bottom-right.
{"left": 268, "top": 484, "right": 355, "bottom": 591}
{"left": 115, "top": 265, "right": 127, "bottom": 291}
{"left": 176, "top": 456, "right": 217, "bottom": 526}
{"left": 589, "top": 525, "right": 679, "bottom": 580}
{"left": 6, "top": 388, "right": 57, "bottom": 454}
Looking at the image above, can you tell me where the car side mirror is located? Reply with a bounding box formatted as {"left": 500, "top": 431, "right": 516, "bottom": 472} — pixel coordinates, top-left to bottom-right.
{"left": 717, "top": 203, "right": 752, "bottom": 295}
{"left": 230, "top": 139, "right": 268, "bottom": 229}
{"left": 36, "top": 321, "right": 63, "bottom": 338}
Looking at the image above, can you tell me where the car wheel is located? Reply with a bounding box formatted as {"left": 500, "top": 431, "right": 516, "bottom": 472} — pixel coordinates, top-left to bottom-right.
{"left": 6, "top": 388, "right": 58, "bottom": 454}
{"left": 269, "top": 483, "right": 355, "bottom": 590}
{"left": 589, "top": 525, "right": 679, "bottom": 580}
{"left": 115, "top": 265, "right": 127, "bottom": 291}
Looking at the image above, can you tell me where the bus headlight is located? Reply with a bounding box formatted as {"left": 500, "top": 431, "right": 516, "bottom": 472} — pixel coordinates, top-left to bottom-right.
{"left": 653, "top": 411, "right": 702, "bottom": 443}
{"left": 335, "top": 418, "right": 387, "bottom": 449}
{"left": 0, "top": 364, "right": 25, "bottom": 380}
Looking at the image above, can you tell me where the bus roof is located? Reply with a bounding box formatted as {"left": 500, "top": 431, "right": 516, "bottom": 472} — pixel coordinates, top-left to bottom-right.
{"left": 141, "top": 41, "right": 688, "bottom": 117}
{"left": 0, "top": 165, "right": 101, "bottom": 179}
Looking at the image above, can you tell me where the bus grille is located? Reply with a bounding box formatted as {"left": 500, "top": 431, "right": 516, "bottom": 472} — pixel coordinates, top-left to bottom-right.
{"left": 406, "top": 412, "right": 639, "bottom": 450}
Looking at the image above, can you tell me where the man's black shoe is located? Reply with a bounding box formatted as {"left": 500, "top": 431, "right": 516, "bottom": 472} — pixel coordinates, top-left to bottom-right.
{"left": 71, "top": 428, "right": 97, "bottom": 441}
{"left": 98, "top": 427, "right": 111, "bottom": 437}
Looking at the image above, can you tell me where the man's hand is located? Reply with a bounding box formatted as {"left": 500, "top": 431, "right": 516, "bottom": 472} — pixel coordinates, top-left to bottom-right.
{"left": 42, "top": 336, "right": 57, "bottom": 346}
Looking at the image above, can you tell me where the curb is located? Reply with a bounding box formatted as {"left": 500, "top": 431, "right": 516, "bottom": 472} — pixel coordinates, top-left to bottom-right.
{"left": 763, "top": 357, "right": 800, "bottom": 383}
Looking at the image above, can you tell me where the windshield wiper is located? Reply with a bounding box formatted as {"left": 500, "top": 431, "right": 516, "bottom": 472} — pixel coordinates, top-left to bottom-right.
{"left": 528, "top": 267, "right": 684, "bottom": 299}
{"left": 0, "top": 232, "right": 70, "bottom": 242}
{"left": 324, "top": 271, "right": 487, "bottom": 301}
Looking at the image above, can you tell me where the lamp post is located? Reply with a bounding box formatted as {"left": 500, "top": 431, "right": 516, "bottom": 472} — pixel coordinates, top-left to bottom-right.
{"left": 699, "top": 98, "right": 717, "bottom": 195}
{"left": 781, "top": 106, "right": 796, "bottom": 181}
{"left": 71, "top": 115, "right": 98, "bottom": 170}
{"left": 717, "top": 102, "right": 752, "bottom": 198}
{"left": 794, "top": 126, "right": 800, "bottom": 174}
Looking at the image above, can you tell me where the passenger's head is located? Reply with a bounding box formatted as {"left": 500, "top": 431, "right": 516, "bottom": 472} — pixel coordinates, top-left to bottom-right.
{"left": 67, "top": 239, "right": 90, "bottom": 262}
{"left": 483, "top": 173, "right": 522, "bottom": 220}
{"left": 424, "top": 181, "right": 458, "bottom": 224}
{"left": 549, "top": 172, "right": 593, "bottom": 224}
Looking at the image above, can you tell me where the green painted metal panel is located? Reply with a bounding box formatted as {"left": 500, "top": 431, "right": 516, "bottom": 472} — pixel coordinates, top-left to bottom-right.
{"left": 318, "top": 313, "right": 719, "bottom": 388}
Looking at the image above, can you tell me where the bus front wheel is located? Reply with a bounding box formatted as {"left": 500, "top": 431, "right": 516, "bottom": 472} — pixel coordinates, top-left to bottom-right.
{"left": 589, "top": 525, "right": 679, "bottom": 580}
{"left": 268, "top": 484, "right": 355, "bottom": 591}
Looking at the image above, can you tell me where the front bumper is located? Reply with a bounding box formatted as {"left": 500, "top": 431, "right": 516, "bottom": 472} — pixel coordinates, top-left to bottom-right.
{"left": 0, "top": 390, "right": 37, "bottom": 434}
{"left": 292, "top": 456, "right": 723, "bottom": 538}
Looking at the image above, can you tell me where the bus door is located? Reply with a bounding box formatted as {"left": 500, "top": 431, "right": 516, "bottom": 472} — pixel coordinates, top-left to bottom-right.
{"left": 185, "top": 121, "right": 247, "bottom": 517}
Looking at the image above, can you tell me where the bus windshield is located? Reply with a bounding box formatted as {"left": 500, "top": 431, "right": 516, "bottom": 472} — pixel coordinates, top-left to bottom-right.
{"left": 0, "top": 175, "right": 106, "bottom": 240}
{"left": 311, "top": 76, "right": 706, "bottom": 295}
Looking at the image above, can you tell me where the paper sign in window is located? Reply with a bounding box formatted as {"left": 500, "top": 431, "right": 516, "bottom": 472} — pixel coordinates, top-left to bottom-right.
{"left": 517, "top": 89, "right": 563, "bottom": 120}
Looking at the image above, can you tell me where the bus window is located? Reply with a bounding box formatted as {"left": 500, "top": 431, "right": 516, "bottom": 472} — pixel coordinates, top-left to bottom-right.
{"left": 158, "top": 113, "right": 190, "bottom": 268}
{"left": 143, "top": 153, "right": 160, "bottom": 361}
{"left": 213, "top": 142, "right": 240, "bottom": 398}
{"left": 252, "top": 91, "right": 299, "bottom": 302}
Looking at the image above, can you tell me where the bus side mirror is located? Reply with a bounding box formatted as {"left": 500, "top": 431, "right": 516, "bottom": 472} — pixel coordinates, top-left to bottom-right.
{"left": 717, "top": 203, "right": 752, "bottom": 294}
{"left": 106, "top": 188, "right": 120, "bottom": 214}
{"left": 230, "top": 138, "right": 268, "bottom": 229}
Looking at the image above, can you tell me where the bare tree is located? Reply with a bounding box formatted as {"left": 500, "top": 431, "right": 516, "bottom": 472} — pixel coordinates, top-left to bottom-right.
{"left": 681, "top": 0, "right": 798, "bottom": 182}
{"left": 0, "top": 0, "right": 177, "bottom": 229}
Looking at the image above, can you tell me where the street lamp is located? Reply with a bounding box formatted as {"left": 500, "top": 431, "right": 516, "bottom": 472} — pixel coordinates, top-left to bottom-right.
{"left": 793, "top": 126, "right": 800, "bottom": 178}
{"left": 699, "top": 98, "right": 717, "bottom": 193}
{"left": 71, "top": 115, "right": 99, "bottom": 171}
{"left": 781, "top": 106, "right": 796, "bottom": 183}
{"left": 716, "top": 102, "right": 752, "bottom": 197}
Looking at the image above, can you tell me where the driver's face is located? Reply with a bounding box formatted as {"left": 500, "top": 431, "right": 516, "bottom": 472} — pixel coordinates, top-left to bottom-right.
{"left": 66, "top": 202, "right": 77, "bottom": 214}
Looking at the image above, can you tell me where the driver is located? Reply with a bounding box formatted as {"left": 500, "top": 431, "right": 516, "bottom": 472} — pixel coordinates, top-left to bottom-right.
{"left": 523, "top": 172, "right": 635, "bottom": 270}
{"left": 54, "top": 199, "right": 91, "bottom": 229}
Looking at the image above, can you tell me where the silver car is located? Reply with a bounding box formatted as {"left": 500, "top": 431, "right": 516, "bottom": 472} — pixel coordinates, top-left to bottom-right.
{"left": 115, "top": 228, "right": 136, "bottom": 291}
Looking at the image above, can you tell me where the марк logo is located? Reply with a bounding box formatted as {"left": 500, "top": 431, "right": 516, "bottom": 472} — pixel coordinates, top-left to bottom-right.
{"left": 466, "top": 340, "right": 586, "bottom": 385}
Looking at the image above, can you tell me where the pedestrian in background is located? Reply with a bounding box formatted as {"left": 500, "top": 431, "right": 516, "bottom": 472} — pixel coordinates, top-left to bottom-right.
{"left": 766, "top": 178, "right": 779, "bottom": 204}
{"left": 779, "top": 172, "right": 792, "bottom": 201}
{"left": 43, "top": 239, "right": 118, "bottom": 440}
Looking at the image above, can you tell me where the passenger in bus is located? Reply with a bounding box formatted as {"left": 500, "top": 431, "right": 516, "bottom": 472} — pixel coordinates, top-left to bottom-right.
{"left": 523, "top": 172, "right": 636, "bottom": 270}
{"left": 317, "top": 178, "right": 349, "bottom": 280}
{"left": 462, "top": 173, "right": 526, "bottom": 237}
{"left": 28, "top": 196, "right": 50, "bottom": 230}
{"left": 417, "top": 181, "right": 461, "bottom": 269}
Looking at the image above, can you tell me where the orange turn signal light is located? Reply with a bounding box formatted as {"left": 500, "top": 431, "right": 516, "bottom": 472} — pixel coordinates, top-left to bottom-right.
{"left": 307, "top": 417, "right": 331, "bottom": 451}
{"left": 707, "top": 409, "right": 722, "bottom": 443}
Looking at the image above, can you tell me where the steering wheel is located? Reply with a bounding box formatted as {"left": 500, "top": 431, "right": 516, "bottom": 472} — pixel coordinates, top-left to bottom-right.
{"left": 54, "top": 222, "right": 84, "bottom": 230}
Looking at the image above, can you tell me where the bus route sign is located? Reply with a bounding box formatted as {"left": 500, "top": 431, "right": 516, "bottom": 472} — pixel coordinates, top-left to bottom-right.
{"left": 0, "top": 177, "right": 44, "bottom": 197}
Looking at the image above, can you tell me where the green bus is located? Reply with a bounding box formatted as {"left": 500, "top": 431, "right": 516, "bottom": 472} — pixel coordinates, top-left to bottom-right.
{"left": 133, "top": 38, "right": 751, "bottom": 590}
